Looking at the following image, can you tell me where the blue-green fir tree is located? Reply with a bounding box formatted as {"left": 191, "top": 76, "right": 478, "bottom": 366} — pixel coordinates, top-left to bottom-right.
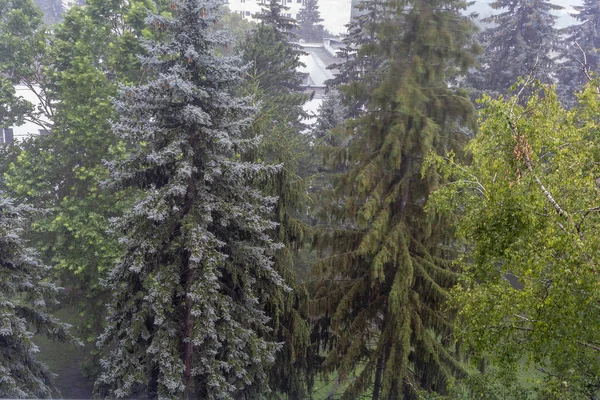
{"left": 94, "top": 0, "right": 286, "bottom": 398}
{"left": 328, "top": 0, "right": 388, "bottom": 117}
{"left": 558, "top": 0, "right": 600, "bottom": 106}
{"left": 468, "top": 0, "right": 562, "bottom": 98}
{"left": 0, "top": 197, "right": 74, "bottom": 399}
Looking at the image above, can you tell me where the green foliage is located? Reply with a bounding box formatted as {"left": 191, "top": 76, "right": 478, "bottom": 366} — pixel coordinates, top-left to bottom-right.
{"left": 240, "top": 19, "right": 314, "bottom": 396}
{"left": 0, "top": 2, "right": 158, "bottom": 385}
{"left": 422, "top": 367, "right": 536, "bottom": 400}
{"left": 241, "top": 73, "right": 314, "bottom": 399}
{"left": 328, "top": 0, "right": 388, "bottom": 117}
{"left": 312, "top": 0, "right": 479, "bottom": 398}
{"left": 430, "top": 81, "right": 600, "bottom": 398}
{"left": 0, "top": 0, "right": 51, "bottom": 129}
{"left": 255, "top": 0, "right": 297, "bottom": 37}
{"left": 242, "top": 22, "right": 306, "bottom": 109}
{"left": 310, "top": 89, "right": 349, "bottom": 229}
{"left": 218, "top": 6, "right": 256, "bottom": 51}
{"left": 3, "top": 0, "right": 148, "bottom": 347}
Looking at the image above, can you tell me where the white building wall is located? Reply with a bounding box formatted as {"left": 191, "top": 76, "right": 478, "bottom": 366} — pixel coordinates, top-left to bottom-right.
{"left": 6, "top": 85, "right": 51, "bottom": 142}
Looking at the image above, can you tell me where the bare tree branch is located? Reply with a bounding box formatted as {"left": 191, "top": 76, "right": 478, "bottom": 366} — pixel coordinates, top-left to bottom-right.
{"left": 574, "top": 41, "right": 600, "bottom": 95}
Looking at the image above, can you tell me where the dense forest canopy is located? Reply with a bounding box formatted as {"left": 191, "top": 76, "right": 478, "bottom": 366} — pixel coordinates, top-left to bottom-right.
{"left": 2, "top": 0, "right": 600, "bottom": 399}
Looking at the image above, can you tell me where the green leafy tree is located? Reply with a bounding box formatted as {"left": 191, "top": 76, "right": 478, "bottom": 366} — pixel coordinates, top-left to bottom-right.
{"left": 0, "top": 0, "right": 52, "bottom": 130}
{"left": 296, "top": 0, "right": 324, "bottom": 42}
{"left": 217, "top": 7, "right": 256, "bottom": 51}
{"left": 95, "top": 0, "right": 286, "bottom": 397}
{"left": 421, "top": 368, "right": 534, "bottom": 400}
{"left": 468, "top": 0, "right": 562, "bottom": 98}
{"left": 3, "top": 0, "right": 154, "bottom": 349}
{"left": 429, "top": 80, "right": 600, "bottom": 398}
{"left": 312, "top": 0, "right": 479, "bottom": 398}
{"left": 558, "top": 0, "right": 600, "bottom": 106}
{"left": 0, "top": 197, "right": 76, "bottom": 399}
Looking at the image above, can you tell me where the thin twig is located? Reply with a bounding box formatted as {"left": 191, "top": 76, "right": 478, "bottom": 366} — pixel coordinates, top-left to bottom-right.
{"left": 574, "top": 41, "right": 600, "bottom": 95}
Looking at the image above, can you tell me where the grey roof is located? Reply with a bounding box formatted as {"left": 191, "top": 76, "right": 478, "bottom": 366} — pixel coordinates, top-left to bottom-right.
{"left": 296, "top": 43, "right": 343, "bottom": 88}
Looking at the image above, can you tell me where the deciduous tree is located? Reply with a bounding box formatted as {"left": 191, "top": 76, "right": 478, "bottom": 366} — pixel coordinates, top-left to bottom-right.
{"left": 430, "top": 80, "right": 600, "bottom": 398}
{"left": 3, "top": 0, "right": 151, "bottom": 347}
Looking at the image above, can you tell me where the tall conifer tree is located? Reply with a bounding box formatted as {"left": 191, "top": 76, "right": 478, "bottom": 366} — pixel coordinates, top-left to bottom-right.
{"left": 241, "top": 77, "right": 313, "bottom": 398}
{"left": 242, "top": 23, "right": 307, "bottom": 120}
{"left": 0, "top": 197, "right": 74, "bottom": 399}
{"left": 255, "top": 0, "right": 296, "bottom": 36}
{"left": 240, "top": 17, "right": 314, "bottom": 398}
{"left": 313, "top": 0, "right": 479, "bottom": 398}
{"left": 311, "top": 89, "right": 348, "bottom": 226}
{"left": 95, "top": 0, "right": 285, "bottom": 398}
{"left": 329, "top": 0, "right": 387, "bottom": 117}
{"left": 296, "top": 0, "right": 325, "bottom": 42}
{"left": 558, "top": 0, "right": 600, "bottom": 106}
{"left": 468, "top": 0, "right": 562, "bottom": 97}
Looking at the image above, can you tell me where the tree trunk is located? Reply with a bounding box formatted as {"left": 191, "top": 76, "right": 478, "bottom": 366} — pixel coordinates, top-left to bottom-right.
{"left": 372, "top": 351, "right": 385, "bottom": 400}
{"left": 183, "top": 262, "right": 194, "bottom": 398}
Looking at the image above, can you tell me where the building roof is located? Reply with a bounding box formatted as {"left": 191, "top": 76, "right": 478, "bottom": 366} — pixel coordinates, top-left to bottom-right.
{"left": 296, "top": 42, "right": 342, "bottom": 89}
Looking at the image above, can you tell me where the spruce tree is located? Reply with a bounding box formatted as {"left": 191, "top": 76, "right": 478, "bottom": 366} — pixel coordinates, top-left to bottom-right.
{"left": 240, "top": 20, "right": 314, "bottom": 398}
{"left": 0, "top": 197, "right": 74, "bottom": 399}
{"left": 94, "top": 0, "right": 285, "bottom": 398}
{"left": 313, "top": 89, "right": 347, "bottom": 141}
{"left": 468, "top": 0, "right": 562, "bottom": 97}
{"left": 311, "top": 89, "right": 348, "bottom": 226}
{"left": 242, "top": 23, "right": 306, "bottom": 116}
{"left": 255, "top": 0, "right": 296, "bottom": 36}
{"left": 313, "top": 0, "right": 479, "bottom": 398}
{"left": 241, "top": 77, "right": 314, "bottom": 398}
{"left": 329, "top": 0, "right": 388, "bottom": 117}
{"left": 558, "top": 0, "right": 600, "bottom": 106}
{"left": 296, "top": 0, "right": 324, "bottom": 42}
